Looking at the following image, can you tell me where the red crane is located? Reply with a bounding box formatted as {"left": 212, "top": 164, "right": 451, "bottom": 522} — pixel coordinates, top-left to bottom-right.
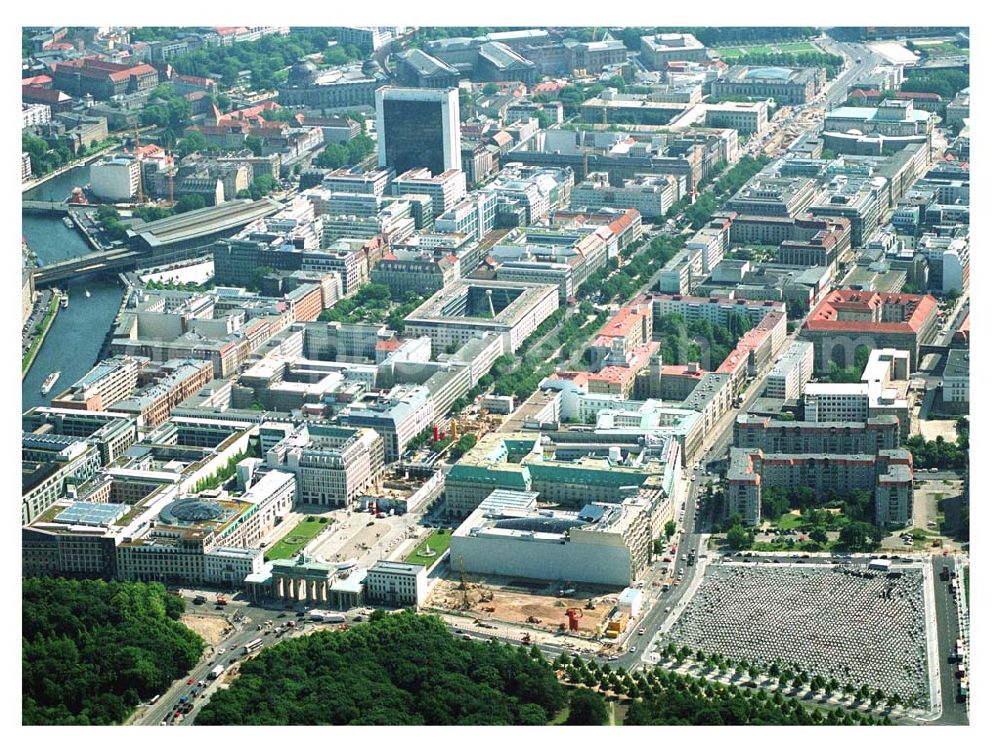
{"left": 565, "top": 608, "right": 584, "bottom": 631}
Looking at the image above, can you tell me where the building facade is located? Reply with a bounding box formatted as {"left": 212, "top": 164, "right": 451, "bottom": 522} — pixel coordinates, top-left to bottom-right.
{"left": 376, "top": 87, "right": 461, "bottom": 176}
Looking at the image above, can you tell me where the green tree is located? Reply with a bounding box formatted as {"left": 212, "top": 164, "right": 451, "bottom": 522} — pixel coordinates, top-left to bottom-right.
{"left": 315, "top": 142, "right": 348, "bottom": 169}
{"left": 838, "top": 522, "right": 882, "bottom": 552}
{"left": 22, "top": 578, "right": 204, "bottom": 725}
{"left": 727, "top": 524, "right": 753, "bottom": 551}
{"left": 200, "top": 610, "right": 565, "bottom": 725}
{"left": 175, "top": 194, "right": 206, "bottom": 214}
{"left": 808, "top": 528, "right": 828, "bottom": 545}
{"left": 176, "top": 131, "right": 208, "bottom": 158}
{"left": 245, "top": 135, "right": 264, "bottom": 156}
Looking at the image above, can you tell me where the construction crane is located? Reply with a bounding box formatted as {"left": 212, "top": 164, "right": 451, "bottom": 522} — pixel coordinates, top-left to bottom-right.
{"left": 133, "top": 125, "right": 144, "bottom": 204}
{"left": 565, "top": 607, "right": 584, "bottom": 631}
{"left": 458, "top": 556, "right": 471, "bottom": 610}
{"left": 164, "top": 146, "right": 175, "bottom": 208}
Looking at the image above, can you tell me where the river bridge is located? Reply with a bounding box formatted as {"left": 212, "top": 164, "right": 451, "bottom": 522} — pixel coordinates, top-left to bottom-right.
{"left": 33, "top": 249, "right": 143, "bottom": 286}
{"left": 22, "top": 200, "right": 88, "bottom": 215}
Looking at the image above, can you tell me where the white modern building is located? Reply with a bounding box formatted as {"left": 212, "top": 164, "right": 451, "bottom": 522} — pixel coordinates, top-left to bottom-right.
{"left": 450, "top": 490, "right": 655, "bottom": 587}
{"left": 337, "top": 385, "right": 436, "bottom": 461}
{"left": 570, "top": 172, "right": 680, "bottom": 219}
{"left": 640, "top": 33, "right": 710, "bottom": 67}
{"left": 803, "top": 348, "right": 910, "bottom": 431}
{"left": 434, "top": 190, "right": 498, "bottom": 241}
{"left": 22, "top": 103, "right": 51, "bottom": 129}
{"left": 389, "top": 167, "right": 467, "bottom": 217}
{"left": 703, "top": 101, "right": 769, "bottom": 135}
{"left": 941, "top": 349, "right": 969, "bottom": 415}
{"left": 365, "top": 560, "right": 429, "bottom": 607}
{"left": 90, "top": 156, "right": 142, "bottom": 201}
{"left": 764, "top": 341, "right": 814, "bottom": 400}
{"left": 404, "top": 279, "right": 561, "bottom": 356}
{"left": 266, "top": 423, "right": 384, "bottom": 508}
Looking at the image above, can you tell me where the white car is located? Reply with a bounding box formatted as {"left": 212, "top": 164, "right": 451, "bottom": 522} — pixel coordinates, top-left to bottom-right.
{"left": 638, "top": 628, "right": 646, "bottom": 635}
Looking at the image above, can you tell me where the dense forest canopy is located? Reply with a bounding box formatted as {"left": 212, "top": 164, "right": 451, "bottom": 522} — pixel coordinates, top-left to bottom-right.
{"left": 22, "top": 577, "right": 204, "bottom": 725}
{"left": 196, "top": 610, "right": 566, "bottom": 725}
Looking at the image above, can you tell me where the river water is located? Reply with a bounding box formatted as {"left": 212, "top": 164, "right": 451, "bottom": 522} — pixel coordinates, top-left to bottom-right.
{"left": 22, "top": 163, "right": 123, "bottom": 412}
{"left": 23, "top": 162, "right": 93, "bottom": 203}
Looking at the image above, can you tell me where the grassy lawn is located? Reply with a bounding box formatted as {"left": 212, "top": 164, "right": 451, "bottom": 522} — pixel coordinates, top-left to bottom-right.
{"left": 610, "top": 700, "right": 628, "bottom": 725}
{"left": 781, "top": 42, "right": 822, "bottom": 53}
{"left": 767, "top": 509, "right": 850, "bottom": 533}
{"left": 265, "top": 518, "right": 328, "bottom": 561}
{"left": 915, "top": 42, "right": 967, "bottom": 57}
{"left": 772, "top": 512, "right": 803, "bottom": 531}
{"left": 549, "top": 705, "right": 570, "bottom": 725}
{"left": 753, "top": 539, "right": 835, "bottom": 553}
{"left": 715, "top": 41, "right": 819, "bottom": 58}
{"left": 404, "top": 528, "right": 453, "bottom": 566}
{"left": 963, "top": 566, "right": 969, "bottom": 604}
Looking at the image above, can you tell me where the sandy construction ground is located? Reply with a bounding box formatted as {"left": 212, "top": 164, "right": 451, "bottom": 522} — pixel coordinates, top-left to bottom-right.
{"left": 181, "top": 614, "right": 230, "bottom": 646}
{"left": 428, "top": 574, "right": 618, "bottom": 637}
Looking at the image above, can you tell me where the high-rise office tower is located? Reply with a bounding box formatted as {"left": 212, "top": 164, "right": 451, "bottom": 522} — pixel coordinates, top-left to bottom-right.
{"left": 376, "top": 87, "right": 461, "bottom": 176}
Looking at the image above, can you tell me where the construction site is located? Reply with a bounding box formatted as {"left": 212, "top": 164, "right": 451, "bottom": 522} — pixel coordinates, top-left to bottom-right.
{"left": 425, "top": 568, "right": 624, "bottom": 643}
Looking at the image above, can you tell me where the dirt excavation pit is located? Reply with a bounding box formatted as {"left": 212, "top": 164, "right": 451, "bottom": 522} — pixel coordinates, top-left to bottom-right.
{"left": 181, "top": 614, "right": 230, "bottom": 646}
{"left": 428, "top": 574, "right": 618, "bottom": 636}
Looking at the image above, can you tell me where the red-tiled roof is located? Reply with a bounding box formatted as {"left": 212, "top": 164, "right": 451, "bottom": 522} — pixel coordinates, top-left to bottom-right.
{"left": 532, "top": 81, "right": 568, "bottom": 94}
{"left": 660, "top": 364, "right": 703, "bottom": 378}
{"left": 22, "top": 74, "right": 52, "bottom": 87}
{"left": 584, "top": 342, "right": 660, "bottom": 385}
{"left": 895, "top": 91, "right": 943, "bottom": 101}
{"left": 55, "top": 57, "right": 157, "bottom": 82}
{"left": 174, "top": 73, "right": 214, "bottom": 87}
{"left": 376, "top": 338, "right": 404, "bottom": 352}
{"left": 491, "top": 131, "right": 513, "bottom": 147}
{"left": 22, "top": 85, "right": 70, "bottom": 104}
{"left": 595, "top": 303, "right": 650, "bottom": 340}
{"left": 133, "top": 144, "right": 164, "bottom": 158}
{"left": 554, "top": 371, "right": 590, "bottom": 387}
{"left": 803, "top": 290, "right": 936, "bottom": 335}
{"left": 197, "top": 123, "right": 250, "bottom": 135}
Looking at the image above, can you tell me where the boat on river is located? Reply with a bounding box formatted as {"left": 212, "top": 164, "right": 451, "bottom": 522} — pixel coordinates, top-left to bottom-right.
{"left": 41, "top": 371, "right": 60, "bottom": 394}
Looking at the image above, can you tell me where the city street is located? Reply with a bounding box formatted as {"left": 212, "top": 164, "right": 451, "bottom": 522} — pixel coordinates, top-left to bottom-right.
{"left": 136, "top": 600, "right": 373, "bottom": 726}
{"left": 930, "top": 556, "right": 968, "bottom": 724}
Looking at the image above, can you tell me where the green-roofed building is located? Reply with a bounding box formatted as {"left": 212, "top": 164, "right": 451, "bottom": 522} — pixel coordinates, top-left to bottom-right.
{"left": 445, "top": 432, "right": 666, "bottom": 518}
